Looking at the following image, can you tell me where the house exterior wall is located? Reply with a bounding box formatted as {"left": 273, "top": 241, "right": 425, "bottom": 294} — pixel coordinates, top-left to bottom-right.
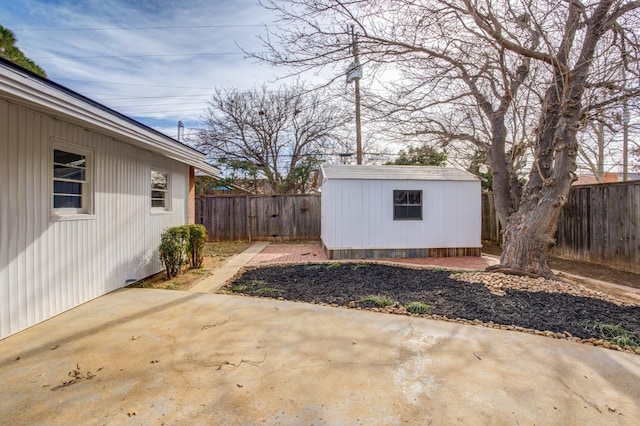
{"left": 321, "top": 178, "right": 481, "bottom": 252}
{"left": 0, "top": 100, "right": 189, "bottom": 339}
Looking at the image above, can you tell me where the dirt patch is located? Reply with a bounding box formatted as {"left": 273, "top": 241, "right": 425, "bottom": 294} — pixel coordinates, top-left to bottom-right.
{"left": 129, "top": 241, "right": 252, "bottom": 291}
{"left": 224, "top": 263, "right": 640, "bottom": 352}
{"left": 482, "top": 241, "right": 640, "bottom": 290}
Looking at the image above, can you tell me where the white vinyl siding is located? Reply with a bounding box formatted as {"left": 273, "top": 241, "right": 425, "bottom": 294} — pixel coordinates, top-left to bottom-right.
{"left": 0, "top": 100, "right": 189, "bottom": 339}
{"left": 321, "top": 177, "right": 481, "bottom": 250}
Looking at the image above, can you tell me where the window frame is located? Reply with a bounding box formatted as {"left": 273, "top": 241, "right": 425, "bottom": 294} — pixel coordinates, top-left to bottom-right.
{"left": 150, "top": 168, "right": 172, "bottom": 213}
{"left": 51, "top": 140, "right": 95, "bottom": 221}
{"left": 393, "top": 189, "right": 423, "bottom": 221}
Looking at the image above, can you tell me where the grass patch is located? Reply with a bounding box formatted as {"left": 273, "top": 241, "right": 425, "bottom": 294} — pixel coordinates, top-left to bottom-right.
{"left": 130, "top": 281, "right": 149, "bottom": 289}
{"left": 305, "top": 264, "right": 324, "bottom": 270}
{"left": 352, "top": 263, "right": 369, "bottom": 270}
{"left": 327, "top": 262, "right": 342, "bottom": 269}
{"left": 405, "top": 301, "right": 431, "bottom": 314}
{"left": 203, "top": 241, "right": 253, "bottom": 258}
{"left": 229, "top": 279, "right": 285, "bottom": 296}
{"left": 255, "top": 287, "right": 286, "bottom": 295}
{"left": 360, "top": 294, "right": 396, "bottom": 308}
{"left": 579, "top": 320, "right": 640, "bottom": 348}
{"left": 166, "top": 280, "right": 179, "bottom": 290}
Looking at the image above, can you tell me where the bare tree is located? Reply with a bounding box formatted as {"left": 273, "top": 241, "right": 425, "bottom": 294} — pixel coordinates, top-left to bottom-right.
{"left": 194, "top": 84, "right": 351, "bottom": 193}
{"left": 577, "top": 119, "right": 620, "bottom": 181}
{"left": 252, "top": 0, "right": 640, "bottom": 278}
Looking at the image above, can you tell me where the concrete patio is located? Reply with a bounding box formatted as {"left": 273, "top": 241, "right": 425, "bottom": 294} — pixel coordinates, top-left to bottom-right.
{"left": 1, "top": 243, "right": 639, "bottom": 425}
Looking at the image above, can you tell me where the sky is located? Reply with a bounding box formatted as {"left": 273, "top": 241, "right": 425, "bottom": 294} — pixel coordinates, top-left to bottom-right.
{"left": 0, "top": 0, "right": 296, "bottom": 139}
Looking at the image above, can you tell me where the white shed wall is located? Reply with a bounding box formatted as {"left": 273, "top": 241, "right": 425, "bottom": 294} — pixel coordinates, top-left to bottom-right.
{"left": 0, "top": 100, "right": 188, "bottom": 339}
{"left": 321, "top": 178, "right": 481, "bottom": 249}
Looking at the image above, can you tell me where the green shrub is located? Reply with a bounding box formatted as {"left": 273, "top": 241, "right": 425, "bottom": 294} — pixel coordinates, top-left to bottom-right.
{"left": 159, "top": 224, "right": 208, "bottom": 278}
{"left": 405, "top": 301, "right": 431, "bottom": 314}
{"left": 159, "top": 226, "right": 189, "bottom": 279}
{"left": 186, "top": 224, "right": 207, "bottom": 269}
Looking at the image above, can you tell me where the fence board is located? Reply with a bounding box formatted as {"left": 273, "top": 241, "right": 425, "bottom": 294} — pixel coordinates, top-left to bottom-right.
{"left": 482, "top": 181, "right": 640, "bottom": 274}
{"left": 196, "top": 195, "right": 321, "bottom": 242}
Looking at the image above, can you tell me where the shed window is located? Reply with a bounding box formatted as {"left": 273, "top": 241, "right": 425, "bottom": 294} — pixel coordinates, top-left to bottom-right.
{"left": 151, "top": 169, "right": 170, "bottom": 211}
{"left": 52, "top": 145, "right": 93, "bottom": 218}
{"left": 393, "top": 190, "right": 422, "bottom": 220}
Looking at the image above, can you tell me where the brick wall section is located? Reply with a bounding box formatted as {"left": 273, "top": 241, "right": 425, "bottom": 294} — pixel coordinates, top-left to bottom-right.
{"left": 188, "top": 167, "right": 195, "bottom": 224}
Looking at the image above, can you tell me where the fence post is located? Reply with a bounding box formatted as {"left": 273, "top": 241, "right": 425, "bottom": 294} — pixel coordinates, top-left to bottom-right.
{"left": 245, "top": 194, "right": 251, "bottom": 242}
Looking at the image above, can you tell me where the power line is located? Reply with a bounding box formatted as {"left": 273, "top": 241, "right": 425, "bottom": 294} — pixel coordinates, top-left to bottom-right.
{"left": 31, "top": 52, "right": 242, "bottom": 59}
{"left": 92, "top": 94, "right": 214, "bottom": 101}
{"left": 51, "top": 78, "right": 220, "bottom": 90}
{"left": 13, "top": 24, "right": 278, "bottom": 32}
{"left": 111, "top": 101, "right": 209, "bottom": 108}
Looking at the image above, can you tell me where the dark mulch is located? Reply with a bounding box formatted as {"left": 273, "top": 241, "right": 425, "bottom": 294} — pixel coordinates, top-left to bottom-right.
{"left": 227, "top": 263, "right": 640, "bottom": 342}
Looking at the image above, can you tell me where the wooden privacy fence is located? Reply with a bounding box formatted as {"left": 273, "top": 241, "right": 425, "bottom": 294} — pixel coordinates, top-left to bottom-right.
{"left": 482, "top": 181, "right": 640, "bottom": 274}
{"left": 196, "top": 194, "right": 321, "bottom": 241}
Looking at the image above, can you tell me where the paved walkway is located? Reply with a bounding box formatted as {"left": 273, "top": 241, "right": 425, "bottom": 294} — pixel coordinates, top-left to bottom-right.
{"left": 190, "top": 242, "right": 270, "bottom": 293}
{"left": 249, "top": 243, "right": 327, "bottom": 264}
{"left": 248, "top": 243, "right": 499, "bottom": 270}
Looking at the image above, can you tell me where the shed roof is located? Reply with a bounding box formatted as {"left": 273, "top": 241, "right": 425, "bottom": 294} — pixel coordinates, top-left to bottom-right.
{"left": 0, "top": 57, "right": 220, "bottom": 177}
{"left": 320, "top": 165, "right": 479, "bottom": 181}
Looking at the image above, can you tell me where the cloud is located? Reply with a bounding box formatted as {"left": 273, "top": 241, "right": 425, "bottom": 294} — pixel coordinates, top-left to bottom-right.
{"left": 1, "top": 0, "right": 286, "bottom": 138}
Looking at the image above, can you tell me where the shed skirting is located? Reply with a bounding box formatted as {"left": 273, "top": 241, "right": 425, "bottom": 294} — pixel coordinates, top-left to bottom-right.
{"left": 322, "top": 243, "right": 481, "bottom": 260}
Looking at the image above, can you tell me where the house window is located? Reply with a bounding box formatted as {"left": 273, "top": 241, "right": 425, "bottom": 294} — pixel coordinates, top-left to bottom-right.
{"left": 151, "top": 169, "right": 170, "bottom": 211}
{"left": 393, "top": 190, "right": 422, "bottom": 220}
{"left": 52, "top": 145, "right": 93, "bottom": 217}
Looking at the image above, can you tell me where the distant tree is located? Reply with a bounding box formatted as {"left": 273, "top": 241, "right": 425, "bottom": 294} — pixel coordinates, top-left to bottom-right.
{"left": 633, "top": 146, "right": 640, "bottom": 172}
{"left": 385, "top": 144, "right": 447, "bottom": 166}
{"left": 0, "top": 24, "right": 46, "bottom": 77}
{"left": 194, "top": 84, "right": 350, "bottom": 194}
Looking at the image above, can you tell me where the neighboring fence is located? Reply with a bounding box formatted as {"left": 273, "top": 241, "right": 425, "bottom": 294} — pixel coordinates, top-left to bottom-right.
{"left": 482, "top": 181, "right": 640, "bottom": 274}
{"left": 481, "top": 191, "right": 501, "bottom": 243}
{"left": 196, "top": 194, "right": 321, "bottom": 241}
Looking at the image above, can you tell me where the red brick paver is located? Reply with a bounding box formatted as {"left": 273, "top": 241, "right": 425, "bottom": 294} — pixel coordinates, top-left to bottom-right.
{"left": 249, "top": 244, "right": 327, "bottom": 265}
{"left": 249, "top": 243, "right": 498, "bottom": 270}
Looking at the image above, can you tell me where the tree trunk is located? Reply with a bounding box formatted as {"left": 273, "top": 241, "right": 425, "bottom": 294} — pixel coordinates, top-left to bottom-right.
{"left": 496, "top": 198, "right": 565, "bottom": 279}
{"left": 489, "top": 0, "right": 616, "bottom": 279}
{"left": 493, "top": 105, "right": 579, "bottom": 278}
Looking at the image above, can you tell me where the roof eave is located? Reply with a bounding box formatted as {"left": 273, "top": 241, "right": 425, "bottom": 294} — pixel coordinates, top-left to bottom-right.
{"left": 0, "top": 60, "right": 220, "bottom": 177}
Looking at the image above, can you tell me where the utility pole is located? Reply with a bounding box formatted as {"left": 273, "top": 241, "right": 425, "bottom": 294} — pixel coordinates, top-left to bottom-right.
{"left": 347, "top": 24, "right": 363, "bottom": 165}
{"left": 622, "top": 66, "right": 629, "bottom": 181}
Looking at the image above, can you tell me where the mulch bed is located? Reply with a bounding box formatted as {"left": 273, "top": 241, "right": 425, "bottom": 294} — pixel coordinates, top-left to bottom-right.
{"left": 224, "top": 263, "right": 640, "bottom": 353}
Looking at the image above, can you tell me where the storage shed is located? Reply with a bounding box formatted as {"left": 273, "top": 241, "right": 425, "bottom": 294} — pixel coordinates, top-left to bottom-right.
{"left": 320, "top": 165, "right": 481, "bottom": 259}
{"left": 0, "top": 58, "right": 219, "bottom": 339}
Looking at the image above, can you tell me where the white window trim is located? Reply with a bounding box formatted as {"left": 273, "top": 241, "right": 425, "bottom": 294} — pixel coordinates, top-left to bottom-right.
{"left": 51, "top": 139, "right": 95, "bottom": 222}
{"left": 151, "top": 168, "right": 172, "bottom": 214}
